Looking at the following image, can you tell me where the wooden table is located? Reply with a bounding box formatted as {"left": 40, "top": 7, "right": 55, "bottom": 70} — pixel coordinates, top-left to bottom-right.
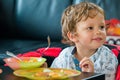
{"left": 0, "top": 66, "right": 105, "bottom": 80}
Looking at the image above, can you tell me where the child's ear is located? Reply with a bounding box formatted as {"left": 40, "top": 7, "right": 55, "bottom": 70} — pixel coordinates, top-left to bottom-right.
{"left": 67, "top": 32, "right": 77, "bottom": 42}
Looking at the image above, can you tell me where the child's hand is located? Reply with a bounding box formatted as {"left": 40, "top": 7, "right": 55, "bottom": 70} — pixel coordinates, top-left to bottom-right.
{"left": 0, "top": 69, "right": 2, "bottom": 74}
{"left": 40, "top": 62, "right": 48, "bottom": 68}
{"left": 80, "top": 57, "right": 94, "bottom": 72}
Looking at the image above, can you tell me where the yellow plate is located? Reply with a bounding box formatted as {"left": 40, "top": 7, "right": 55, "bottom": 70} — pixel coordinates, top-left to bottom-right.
{"left": 13, "top": 68, "right": 81, "bottom": 80}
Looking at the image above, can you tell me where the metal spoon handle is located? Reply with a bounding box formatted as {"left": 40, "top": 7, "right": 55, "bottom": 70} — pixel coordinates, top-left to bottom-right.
{"left": 6, "top": 51, "right": 22, "bottom": 61}
{"left": 41, "top": 36, "right": 51, "bottom": 56}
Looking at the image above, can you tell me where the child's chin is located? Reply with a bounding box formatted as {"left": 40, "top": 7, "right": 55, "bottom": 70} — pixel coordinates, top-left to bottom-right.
{"left": 92, "top": 44, "right": 103, "bottom": 49}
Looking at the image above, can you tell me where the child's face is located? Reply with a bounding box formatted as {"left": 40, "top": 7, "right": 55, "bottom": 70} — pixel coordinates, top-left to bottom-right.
{"left": 73, "top": 13, "right": 106, "bottom": 49}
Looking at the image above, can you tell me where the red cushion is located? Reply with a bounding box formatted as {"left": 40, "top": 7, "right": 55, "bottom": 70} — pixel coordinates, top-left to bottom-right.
{"left": 18, "top": 51, "right": 42, "bottom": 57}
{"left": 17, "top": 47, "right": 62, "bottom": 57}
{"left": 37, "top": 47, "right": 62, "bottom": 57}
{"left": 116, "top": 65, "right": 120, "bottom": 80}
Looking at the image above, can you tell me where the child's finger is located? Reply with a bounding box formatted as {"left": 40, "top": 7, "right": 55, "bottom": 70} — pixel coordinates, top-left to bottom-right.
{"left": 40, "top": 62, "right": 48, "bottom": 68}
{"left": 0, "top": 69, "right": 2, "bottom": 74}
{"left": 80, "top": 60, "right": 89, "bottom": 68}
{"left": 80, "top": 57, "right": 89, "bottom": 67}
{"left": 79, "top": 57, "right": 94, "bottom": 72}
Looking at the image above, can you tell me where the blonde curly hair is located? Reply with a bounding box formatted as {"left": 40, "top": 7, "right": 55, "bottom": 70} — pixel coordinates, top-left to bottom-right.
{"left": 61, "top": 1, "right": 104, "bottom": 45}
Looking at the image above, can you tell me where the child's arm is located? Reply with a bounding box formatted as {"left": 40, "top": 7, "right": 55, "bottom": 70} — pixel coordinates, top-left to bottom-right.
{"left": 80, "top": 57, "right": 94, "bottom": 72}
{"left": 0, "top": 69, "right": 2, "bottom": 74}
{"left": 40, "top": 62, "right": 48, "bottom": 68}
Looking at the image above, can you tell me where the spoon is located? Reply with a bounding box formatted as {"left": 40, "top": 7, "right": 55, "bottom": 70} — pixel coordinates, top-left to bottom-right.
{"left": 45, "top": 35, "right": 51, "bottom": 51}
{"left": 41, "top": 36, "right": 51, "bottom": 56}
{"left": 6, "top": 51, "right": 22, "bottom": 61}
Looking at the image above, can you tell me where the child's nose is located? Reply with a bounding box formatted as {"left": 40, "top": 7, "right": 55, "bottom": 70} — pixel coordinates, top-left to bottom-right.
{"left": 95, "top": 29, "right": 101, "bottom": 35}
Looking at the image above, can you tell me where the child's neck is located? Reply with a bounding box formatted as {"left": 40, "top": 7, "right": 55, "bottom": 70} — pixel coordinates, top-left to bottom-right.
{"left": 74, "top": 48, "right": 97, "bottom": 61}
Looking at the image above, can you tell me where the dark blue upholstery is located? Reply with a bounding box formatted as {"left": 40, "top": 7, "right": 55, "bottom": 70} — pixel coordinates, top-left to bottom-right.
{"left": 15, "top": 0, "right": 71, "bottom": 40}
